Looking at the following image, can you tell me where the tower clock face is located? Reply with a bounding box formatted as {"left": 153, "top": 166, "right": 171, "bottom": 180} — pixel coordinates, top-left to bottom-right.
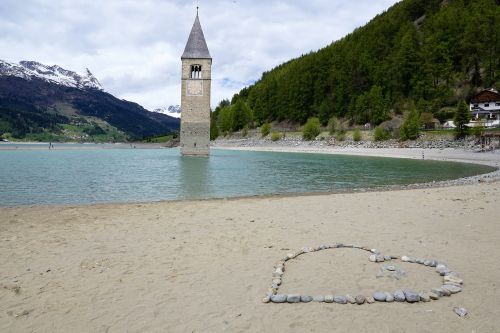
{"left": 186, "top": 80, "right": 203, "bottom": 96}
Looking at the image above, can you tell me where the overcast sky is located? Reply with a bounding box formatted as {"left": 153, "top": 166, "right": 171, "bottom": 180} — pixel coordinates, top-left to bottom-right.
{"left": 0, "top": 0, "right": 399, "bottom": 110}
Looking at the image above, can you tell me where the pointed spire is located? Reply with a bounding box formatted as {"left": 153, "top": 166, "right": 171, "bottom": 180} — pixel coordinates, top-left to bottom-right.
{"left": 181, "top": 11, "right": 211, "bottom": 59}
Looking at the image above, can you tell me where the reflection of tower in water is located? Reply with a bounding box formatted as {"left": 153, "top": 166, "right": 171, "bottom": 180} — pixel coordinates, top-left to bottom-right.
{"left": 178, "top": 156, "right": 210, "bottom": 199}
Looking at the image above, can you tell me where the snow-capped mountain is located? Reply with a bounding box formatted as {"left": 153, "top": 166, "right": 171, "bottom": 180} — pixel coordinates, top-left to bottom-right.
{"left": 152, "top": 105, "right": 181, "bottom": 118}
{"left": 0, "top": 60, "right": 102, "bottom": 90}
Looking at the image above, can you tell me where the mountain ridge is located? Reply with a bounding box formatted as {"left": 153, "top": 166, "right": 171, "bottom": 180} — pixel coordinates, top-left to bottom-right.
{"left": 0, "top": 60, "right": 179, "bottom": 141}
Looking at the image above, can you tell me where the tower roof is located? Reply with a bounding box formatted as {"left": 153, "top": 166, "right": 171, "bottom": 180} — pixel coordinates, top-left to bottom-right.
{"left": 181, "top": 13, "right": 211, "bottom": 60}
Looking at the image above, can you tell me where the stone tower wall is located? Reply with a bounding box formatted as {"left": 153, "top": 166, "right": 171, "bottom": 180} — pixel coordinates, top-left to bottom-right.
{"left": 180, "top": 58, "right": 212, "bottom": 156}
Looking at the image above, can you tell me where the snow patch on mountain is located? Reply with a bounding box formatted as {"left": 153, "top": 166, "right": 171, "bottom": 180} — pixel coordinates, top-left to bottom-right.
{"left": 151, "top": 105, "right": 181, "bottom": 118}
{"left": 0, "top": 59, "right": 102, "bottom": 90}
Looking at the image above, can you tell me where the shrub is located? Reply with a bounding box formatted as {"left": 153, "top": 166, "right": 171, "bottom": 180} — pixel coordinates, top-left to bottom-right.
{"left": 302, "top": 117, "right": 321, "bottom": 140}
{"left": 353, "top": 128, "right": 362, "bottom": 142}
{"left": 271, "top": 131, "right": 281, "bottom": 141}
{"left": 374, "top": 126, "right": 391, "bottom": 141}
{"left": 335, "top": 132, "right": 345, "bottom": 141}
{"left": 327, "top": 117, "right": 337, "bottom": 135}
{"left": 261, "top": 123, "right": 271, "bottom": 137}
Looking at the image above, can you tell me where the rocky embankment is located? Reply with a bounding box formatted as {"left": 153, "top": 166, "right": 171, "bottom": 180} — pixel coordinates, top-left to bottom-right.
{"left": 213, "top": 136, "right": 490, "bottom": 151}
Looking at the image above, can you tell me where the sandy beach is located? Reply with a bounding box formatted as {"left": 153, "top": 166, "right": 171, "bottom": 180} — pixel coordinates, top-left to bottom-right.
{"left": 1, "top": 146, "right": 500, "bottom": 332}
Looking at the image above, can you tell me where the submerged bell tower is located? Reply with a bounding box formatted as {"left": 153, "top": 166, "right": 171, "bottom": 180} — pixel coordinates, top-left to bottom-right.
{"left": 180, "top": 9, "right": 212, "bottom": 156}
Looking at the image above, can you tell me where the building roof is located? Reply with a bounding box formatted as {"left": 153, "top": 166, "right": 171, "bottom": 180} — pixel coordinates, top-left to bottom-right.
{"left": 471, "top": 88, "right": 500, "bottom": 103}
{"left": 181, "top": 13, "right": 211, "bottom": 60}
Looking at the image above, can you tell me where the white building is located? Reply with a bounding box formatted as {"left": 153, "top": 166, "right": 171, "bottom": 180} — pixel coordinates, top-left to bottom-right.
{"left": 470, "top": 88, "right": 500, "bottom": 127}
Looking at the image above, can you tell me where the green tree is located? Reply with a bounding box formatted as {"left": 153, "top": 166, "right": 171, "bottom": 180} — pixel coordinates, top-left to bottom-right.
{"left": 302, "top": 117, "right": 321, "bottom": 140}
{"left": 210, "top": 118, "right": 219, "bottom": 140}
{"left": 400, "top": 108, "right": 421, "bottom": 140}
{"left": 454, "top": 101, "right": 471, "bottom": 139}
{"left": 261, "top": 123, "right": 271, "bottom": 137}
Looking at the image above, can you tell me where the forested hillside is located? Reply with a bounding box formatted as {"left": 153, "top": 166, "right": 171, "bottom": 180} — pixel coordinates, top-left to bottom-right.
{"left": 214, "top": 0, "right": 499, "bottom": 134}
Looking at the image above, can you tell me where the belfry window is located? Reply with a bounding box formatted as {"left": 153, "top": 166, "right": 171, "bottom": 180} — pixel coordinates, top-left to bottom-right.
{"left": 190, "top": 65, "right": 202, "bottom": 79}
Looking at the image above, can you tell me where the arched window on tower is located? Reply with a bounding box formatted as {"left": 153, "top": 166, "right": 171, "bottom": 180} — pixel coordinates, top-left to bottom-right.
{"left": 190, "top": 65, "right": 202, "bottom": 79}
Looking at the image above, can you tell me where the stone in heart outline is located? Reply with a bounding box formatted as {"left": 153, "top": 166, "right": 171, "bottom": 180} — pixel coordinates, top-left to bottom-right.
{"left": 263, "top": 243, "right": 463, "bottom": 304}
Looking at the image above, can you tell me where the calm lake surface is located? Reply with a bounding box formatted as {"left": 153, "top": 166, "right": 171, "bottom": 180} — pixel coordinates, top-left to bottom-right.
{"left": 0, "top": 147, "right": 494, "bottom": 206}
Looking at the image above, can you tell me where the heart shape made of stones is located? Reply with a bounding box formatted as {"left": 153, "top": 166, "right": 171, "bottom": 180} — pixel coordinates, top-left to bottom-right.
{"left": 262, "top": 243, "right": 463, "bottom": 305}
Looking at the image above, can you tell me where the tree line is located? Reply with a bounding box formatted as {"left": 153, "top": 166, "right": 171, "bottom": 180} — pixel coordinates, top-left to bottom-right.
{"left": 211, "top": 0, "right": 499, "bottom": 137}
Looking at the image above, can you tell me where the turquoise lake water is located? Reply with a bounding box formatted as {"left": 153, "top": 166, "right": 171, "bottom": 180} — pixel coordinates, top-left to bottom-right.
{"left": 0, "top": 147, "right": 494, "bottom": 206}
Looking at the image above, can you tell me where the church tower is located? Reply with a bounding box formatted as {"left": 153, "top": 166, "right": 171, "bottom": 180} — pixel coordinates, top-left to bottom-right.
{"left": 180, "top": 10, "right": 212, "bottom": 156}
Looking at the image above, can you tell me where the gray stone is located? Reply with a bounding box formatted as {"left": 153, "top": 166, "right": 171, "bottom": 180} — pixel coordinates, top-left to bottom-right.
{"left": 366, "top": 296, "right": 375, "bottom": 304}
{"left": 445, "top": 271, "right": 460, "bottom": 278}
{"left": 384, "top": 255, "right": 392, "bottom": 261}
{"left": 429, "top": 291, "right": 440, "bottom": 300}
{"left": 369, "top": 254, "right": 377, "bottom": 262}
{"left": 313, "top": 295, "right": 325, "bottom": 302}
{"left": 324, "top": 295, "right": 334, "bottom": 303}
{"left": 262, "top": 295, "right": 271, "bottom": 303}
{"left": 401, "top": 256, "right": 411, "bottom": 262}
{"left": 424, "top": 260, "right": 432, "bottom": 266}
{"left": 419, "top": 292, "right": 431, "bottom": 302}
{"left": 301, "top": 295, "right": 313, "bottom": 303}
{"left": 440, "top": 288, "right": 452, "bottom": 296}
{"left": 286, "top": 294, "right": 301, "bottom": 303}
{"left": 444, "top": 275, "right": 463, "bottom": 285}
{"left": 432, "top": 287, "right": 451, "bottom": 297}
{"left": 394, "top": 290, "right": 406, "bottom": 302}
{"left": 453, "top": 307, "right": 468, "bottom": 317}
{"left": 376, "top": 255, "right": 385, "bottom": 262}
{"left": 355, "top": 295, "right": 366, "bottom": 305}
{"left": 384, "top": 265, "right": 396, "bottom": 271}
{"left": 442, "top": 284, "right": 462, "bottom": 294}
{"left": 334, "top": 296, "right": 347, "bottom": 304}
{"left": 429, "top": 260, "right": 438, "bottom": 267}
{"left": 373, "top": 292, "right": 387, "bottom": 302}
{"left": 436, "top": 264, "right": 449, "bottom": 276}
{"left": 403, "top": 290, "right": 420, "bottom": 303}
{"left": 416, "top": 258, "right": 425, "bottom": 264}
{"left": 371, "top": 249, "right": 379, "bottom": 254}
{"left": 346, "top": 294, "right": 356, "bottom": 304}
{"left": 385, "top": 292, "right": 394, "bottom": 302}
{"left": 271, "top": 294, "right": 287, "bottom": 303}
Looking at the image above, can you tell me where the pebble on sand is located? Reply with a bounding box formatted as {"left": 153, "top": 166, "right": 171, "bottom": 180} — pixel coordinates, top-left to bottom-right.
{"left": 271, "top": 294, "right": 287, "bottom": 303}
{"left": 373, "top": 292, "right": 387, "bottom": 302}
{"left": 301, "top": 295, "right": 313, "bottom": 303}
{"left": 355, "top": 295, "right": 366, "bottom": 305}
{"left": 394, "top": 290, "right": 406, "bottom": 302}
{"left": 324, "top": 295, "right": 334, "bottom": 303}
{"left": 334, "top": 296, "right": 347, "bottom": 304}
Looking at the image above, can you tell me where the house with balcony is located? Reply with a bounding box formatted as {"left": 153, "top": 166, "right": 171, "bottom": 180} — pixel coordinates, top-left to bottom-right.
{"left": 470, "top": 88, "right": 500, "bottom": 127}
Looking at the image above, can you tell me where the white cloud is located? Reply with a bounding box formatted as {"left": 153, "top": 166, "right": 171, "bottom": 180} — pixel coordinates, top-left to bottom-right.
{"left": 0, "top": 0, "right": 399, "bottom": 109}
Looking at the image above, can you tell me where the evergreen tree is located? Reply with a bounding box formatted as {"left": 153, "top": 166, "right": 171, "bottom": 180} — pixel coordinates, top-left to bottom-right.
{"left": 454, "top": 101, "right": 471, "bottom": 139}
{"left": 400, "top": 108, "right": 421, "bottom": 140}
